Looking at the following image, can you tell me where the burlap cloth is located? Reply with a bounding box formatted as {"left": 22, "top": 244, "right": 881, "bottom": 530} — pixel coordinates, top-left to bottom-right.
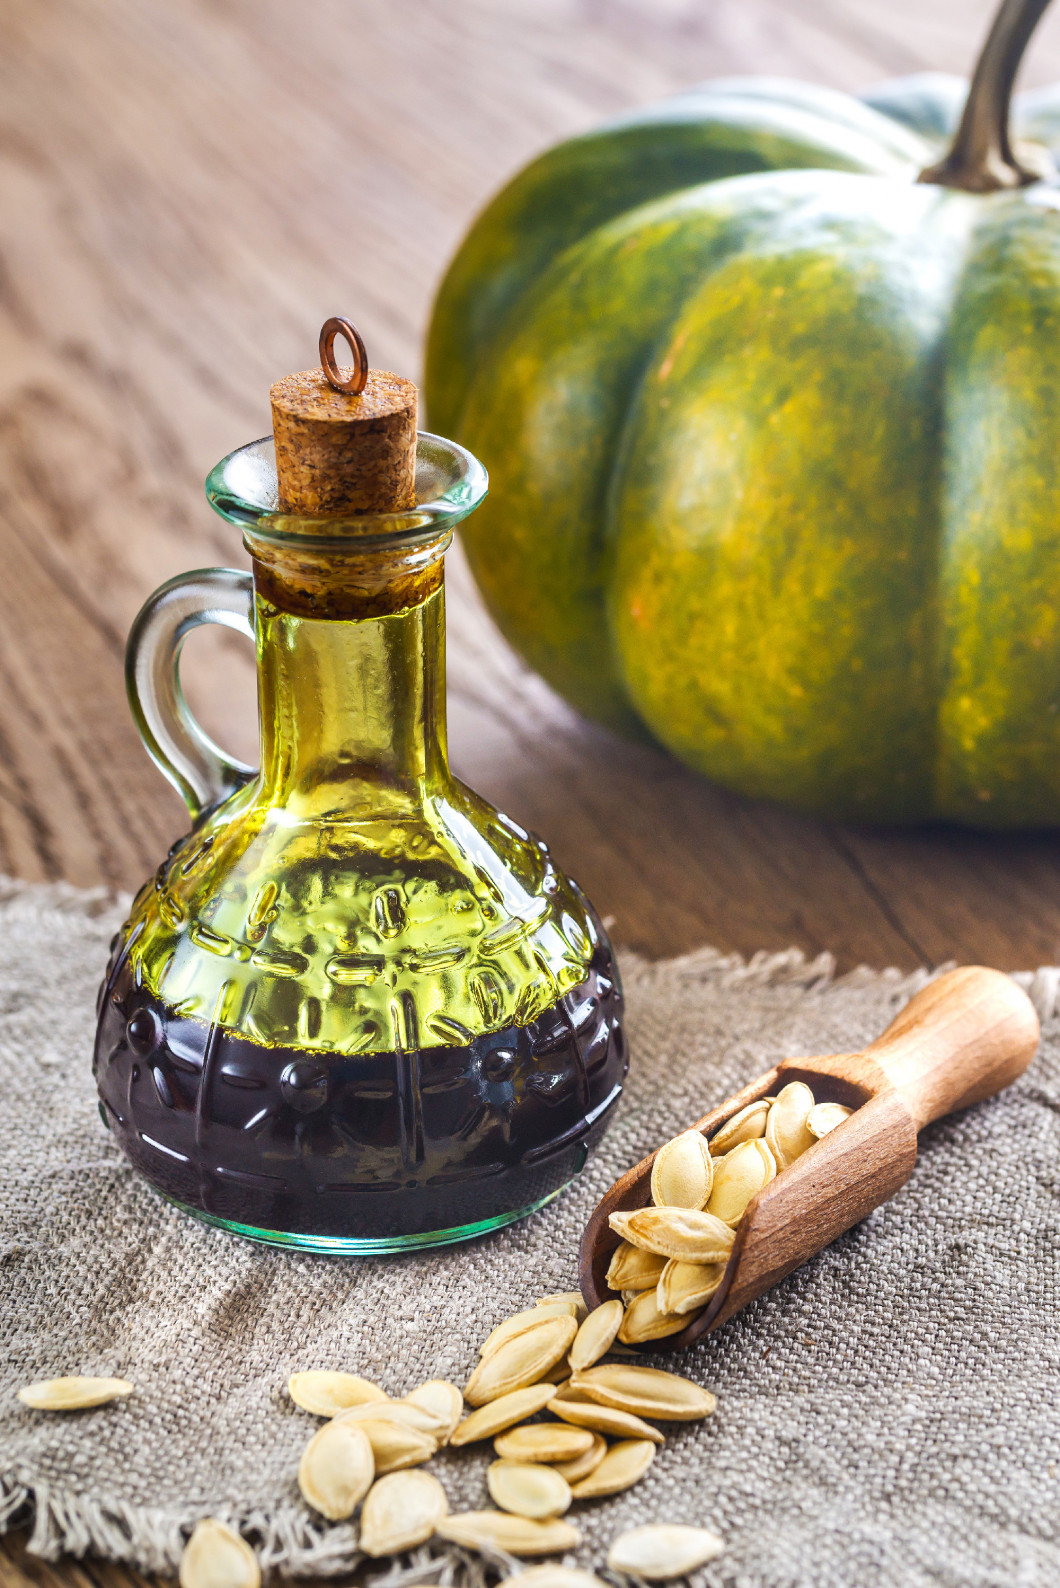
{"left": 1, "top": 881, "right": 1058, "bottom": 1587}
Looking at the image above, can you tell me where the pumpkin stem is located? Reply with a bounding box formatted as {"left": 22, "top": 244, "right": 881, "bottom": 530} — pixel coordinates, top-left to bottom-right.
{"left": 918, "top": 0, "right": 1055, "bottom": 191}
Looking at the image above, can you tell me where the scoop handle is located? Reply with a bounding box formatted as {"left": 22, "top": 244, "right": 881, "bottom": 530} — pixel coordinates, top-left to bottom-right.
{"left": 863, "top": 965, "right": 1039, "bottom": 1129}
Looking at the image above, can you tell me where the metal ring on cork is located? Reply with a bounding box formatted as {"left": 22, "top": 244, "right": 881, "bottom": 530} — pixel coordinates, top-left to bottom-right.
{"left": 318, "top": 315, "right": 369, "bottom": 394}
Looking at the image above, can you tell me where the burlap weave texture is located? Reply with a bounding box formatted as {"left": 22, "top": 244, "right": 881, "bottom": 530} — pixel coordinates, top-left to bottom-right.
{"left": 0, "top": 881, "right": 1058, "bottom": 1587}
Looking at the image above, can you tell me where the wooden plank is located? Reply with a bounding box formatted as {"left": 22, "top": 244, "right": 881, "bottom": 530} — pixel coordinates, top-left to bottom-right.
{"left": 0, "top": 1533, "right": 161, "bottom": 1588}
{"left": 5, "top": 1, "right": 1060, "bottom": 1581}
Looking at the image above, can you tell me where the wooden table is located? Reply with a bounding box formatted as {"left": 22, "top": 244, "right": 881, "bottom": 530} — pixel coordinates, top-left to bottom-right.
{"left": 5, "top": 1, "right": 1060, "bottom": 1582}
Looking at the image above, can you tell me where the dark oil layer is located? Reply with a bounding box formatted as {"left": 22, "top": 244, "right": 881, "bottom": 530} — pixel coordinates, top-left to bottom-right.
{"left": 94, "top": 932, "right": 625, "bottom": 1241}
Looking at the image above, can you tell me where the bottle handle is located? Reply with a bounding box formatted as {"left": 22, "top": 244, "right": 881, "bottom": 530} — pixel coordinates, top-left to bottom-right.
{"left": 125, "top": 568, "right": 257, "bottom": 822}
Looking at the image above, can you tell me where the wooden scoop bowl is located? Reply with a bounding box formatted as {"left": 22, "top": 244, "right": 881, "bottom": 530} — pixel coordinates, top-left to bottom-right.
{"left": 579, "top": 965, "right": 1039, "bottom": 1350}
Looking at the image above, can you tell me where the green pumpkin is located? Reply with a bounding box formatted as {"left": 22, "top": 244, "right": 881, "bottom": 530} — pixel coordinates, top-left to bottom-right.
{"left": 426, "top": 0, "right": 1060, "bottom": 827}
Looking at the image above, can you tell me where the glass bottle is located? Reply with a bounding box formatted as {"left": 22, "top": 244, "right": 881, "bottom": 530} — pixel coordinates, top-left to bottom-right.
{"left": 94, "top": 429, "right": 626, "bottom": 1252}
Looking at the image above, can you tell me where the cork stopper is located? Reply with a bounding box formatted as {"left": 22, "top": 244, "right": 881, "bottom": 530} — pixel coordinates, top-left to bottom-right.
{"left": 271, "top": 318, "right": 417, "bottom": 514}
{"left": 258, "top": 318, "right": 433, "bottom": 619}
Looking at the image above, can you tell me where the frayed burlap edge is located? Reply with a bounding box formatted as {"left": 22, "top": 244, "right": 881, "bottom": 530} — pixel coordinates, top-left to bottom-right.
{"left": 7, "top": 875, "right": 1060, "bottom": 1579}
{"left": 1, "top": 1470, "right": 513, "bottom": 1583}
{"left": 2, "top": 1467, "right": 559, "bottom": 1582}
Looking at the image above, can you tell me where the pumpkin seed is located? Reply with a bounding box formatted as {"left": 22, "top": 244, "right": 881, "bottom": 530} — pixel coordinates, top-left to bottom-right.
{"left": 450, "top": 1383, "right": 556, "bottom": 1445}
{"left": 552, "top": 1432, "right": 608, "bottom": 1484}
{"left": 494, "top": 1424, "right": 594, "bottom": 1464}
{"left": 753, "top": 1135, "right": 778, "bottom": 1171}
{"left": 608, "top": 1206, "right": 735, "bottom": 1263}
{"left": 617, "top": 1288, "right": 687, "bottom": 1344}
{"left": 287, "top": 1371, "right": 387, "bottom": 1417}
{"left": 352, "top": 1417, "right": 436, "bottom": 1474}
{"left": 548, "top": 1396, "right": 664, "bottom": 1444}
{"left": 536, "top": 1292, "right": 588, "bottom": 1320}
{"left": 437, "top": 1511, "right": 581, "bottom": 1556}
{"left": 488, "top": 1461, "right": 572, "bottom": 1520}
{"left": 707, "top": 1136, "right": 776, "bottom": 1225}
{"left": 708, "top": 1098, "right": 770, "bottom": 1155}
{"left": 569, "top": 1299, "right": 623, "bottom": 1371}
{"left": 480, "top": 1302, "right": 580, "bottom": 1357}
{"left": 465, "top": 1315, "right": 577, "bottom": 1405}
{"left": 403, "top": 1379, "right": 463, "bottom": 1442}
{"left": 179, "top": 1519, "right": 260, "bottom": 1588}
{"left": 657, "top": 1259, "right": 726, "bottom": 1316}
{"left": 605, "top": 1241, "right": 666, "bottom": 1293}
{"left": 568, "top": 1364, "right": 715, "bottom": 1422}
{"left": 547, "top": 1378, "right": 580, "bottom": 1402}
{"left": 358, "top": 1470, "right": 448, "bottom": 1557}
{"left": 765, "top": 1080, "right": 817, "bottom": 1169}
{"left": 607, "top": 1523, "right": 724, "bottom": 1580}
{"left": 297, "top": 1419, "right": 374, "bottom": 1520}
{"left": 569, "top": 1438, "right": 655, "bottom": 1499}
{"left": 17, "top": 1376, "right": 133, "bottom": 1411}
{"left": 498, "top": 1570, "right": 605, "bottom": 1588}
{"left": 649, "top": 1130, "right": 713, "bottom": 1209}
{"left": 807, "top": 1101, "right": 853, "bottom": 1138}
{"left": 334, "top": 1399, "right": 441, "bottom": 1436}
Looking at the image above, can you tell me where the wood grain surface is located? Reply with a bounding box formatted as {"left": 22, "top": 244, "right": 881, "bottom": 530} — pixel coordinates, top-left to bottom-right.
{"left": 5, "top": 1, "right": 1060, "bottom": 1581}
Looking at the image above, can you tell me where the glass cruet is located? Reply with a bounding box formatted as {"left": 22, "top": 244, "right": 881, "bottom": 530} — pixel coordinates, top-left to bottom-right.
{"left": 94, "top": 417, "right": 626, "bottom": 1253}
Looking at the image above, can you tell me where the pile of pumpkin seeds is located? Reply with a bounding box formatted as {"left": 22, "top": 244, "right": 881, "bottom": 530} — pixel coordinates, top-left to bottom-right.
{"left": 274, "top": 1292, "right": 719, "bottom": 1572}
{"left": 607, "top": 1081, "right": 852, "bottom": 1339}
{"left": 18, "top": 1294, "right": 722, "bottom": 1583}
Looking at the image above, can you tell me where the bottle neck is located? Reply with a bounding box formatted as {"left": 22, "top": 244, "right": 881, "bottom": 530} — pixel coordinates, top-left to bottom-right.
{"left": 255, "top": 578, "right": 450, "bottom": 818}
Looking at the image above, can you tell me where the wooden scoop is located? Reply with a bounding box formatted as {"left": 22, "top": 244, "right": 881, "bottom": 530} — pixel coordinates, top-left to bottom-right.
{"left": 579, "top": 965, "right": 1039, "bottom": 1349}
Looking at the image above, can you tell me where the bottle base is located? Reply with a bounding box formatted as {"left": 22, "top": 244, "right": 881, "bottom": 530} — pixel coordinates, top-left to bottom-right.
{"left": 158, "top": 1182, "right": 572, "bottom": 1254}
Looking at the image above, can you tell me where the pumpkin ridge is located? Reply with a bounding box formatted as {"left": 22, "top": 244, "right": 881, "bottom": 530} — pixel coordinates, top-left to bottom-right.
{"left": 426, "top": 86, "right": 928, "bottom": 439}
{"left": 607, "top": 178, "right": 978, "bottom": 821}
{"left": 457, "top": 171, "right": 888, "bottom": 729}
{"left": 936, "top": 188, "right": 1060, "bottom": 823}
